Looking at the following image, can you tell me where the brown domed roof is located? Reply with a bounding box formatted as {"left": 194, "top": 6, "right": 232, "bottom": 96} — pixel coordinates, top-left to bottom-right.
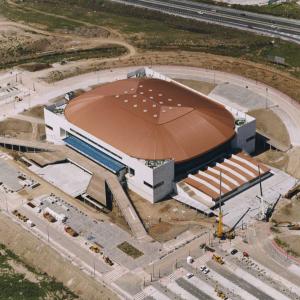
{"left": 64, "top": 78, "right": 235, "bottom": 163}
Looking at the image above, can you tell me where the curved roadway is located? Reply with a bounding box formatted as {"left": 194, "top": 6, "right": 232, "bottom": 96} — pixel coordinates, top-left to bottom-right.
{"left": 1, "top": 65, "right": 300, "bottom": 146}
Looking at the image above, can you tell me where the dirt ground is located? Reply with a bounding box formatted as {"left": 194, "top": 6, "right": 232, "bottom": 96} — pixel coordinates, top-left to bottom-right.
{"left": 280, "top": 235, "right": 300, "bottom": 257}
{"left": 0, "top": 117, "right": 45, "bottom": 141}
{"left": 174, "top": 79, "right": 216, "bottom": 95}
{"left": 271, "top": 189, "right": 300, "bottom": 257}
{"left": 248, "top": 108, "right": 290, "bottom": 147}
{"left": 0, "top": 118, "right": 32, "bottom": 139}
{"left": 0, "top": 213, "right": 118, "bottom": 300}
{"left": 107, "top": 202, "right": 131, "bottom": 233}
{"left": 0, "top": 23, "right": 71, "bottom": 66}
{"left": 43, "top": 50, "right": 300, "bottom": 105}
{"left": 21, "top": 105, "right": 44, "bottom": 118}
{"left": 272, "top": 195, "right": 300, "bottom": 224}
{"left": 7, "top": 259, "right": 40, "bottom": 283}
{"left": 258, "top": 147, "right": 300, "bottom": 179}
{"left": 128, "top": 190, "right": 213, "bottom": 242}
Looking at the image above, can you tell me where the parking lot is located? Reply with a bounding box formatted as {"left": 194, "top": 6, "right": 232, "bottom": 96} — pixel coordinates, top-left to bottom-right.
{"left": 133, "top": 246, "right": 300, "bottom": 300}
{"left": 0, "top": 156, "right": 39, "bottom": 193}
{"left": 22, "top": 194, "right": 161, "bottom": 270}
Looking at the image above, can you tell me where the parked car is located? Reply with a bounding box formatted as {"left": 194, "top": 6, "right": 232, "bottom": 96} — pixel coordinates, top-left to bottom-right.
{"left": 243, "top": 251, "right": 249, "bottom": 258}
{"left": 231, "top": 249, "right": 238, "bottom": 255}
{"left": 200, "top": 266, "right": 206, "bottom": 271}
{"left": 186, "top": 273, "right": 194, "bottom": 279}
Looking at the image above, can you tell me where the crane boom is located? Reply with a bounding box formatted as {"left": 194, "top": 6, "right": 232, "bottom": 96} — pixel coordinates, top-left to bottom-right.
{"left": 217, "top": 171, "right": 223, "bottom": 238}
{"left": 228, "top": 207, "right": 251, "bottom": 233}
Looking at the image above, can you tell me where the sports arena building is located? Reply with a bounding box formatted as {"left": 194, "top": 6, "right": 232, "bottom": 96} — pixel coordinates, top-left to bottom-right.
{"left": 44, "top": 68, "right": 265, "bottom": 208}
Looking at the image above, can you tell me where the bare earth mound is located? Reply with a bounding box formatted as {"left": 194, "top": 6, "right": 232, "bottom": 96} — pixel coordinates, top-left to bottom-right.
{"left": 248, "top": 108, "right": 290, "bottom": 147}
{"left": 128, "top": 190, "right": 212, "bottom": 242}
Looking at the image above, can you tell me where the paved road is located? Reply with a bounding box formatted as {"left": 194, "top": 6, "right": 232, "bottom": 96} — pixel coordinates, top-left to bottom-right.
{"left": 2, "top": 65, "right": 300, "bottom": 146}
{"left": 207, "top": 261, "right": 275, "bottom": 300}
{"left": 237, "top": 223, "right": 300, "bottom": 288}
{"left": 112, "top": 0, "right": 300, "bottom": 44}
{"left": 176, "top": 278, "right": 215, "bottom": 300}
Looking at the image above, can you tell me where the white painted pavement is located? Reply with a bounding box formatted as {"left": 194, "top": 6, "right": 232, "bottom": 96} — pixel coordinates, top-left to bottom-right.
{"left": 143, "top": 286, "right": 172, "bottom": 300}
{"left": 225, "top": 262, "right": 292, "bottom": 300}
{"left": 166, "top": 281, "right": 199, "bottom": 300}
{"left": 223, "top": 249, "right": 300, "bottom": 296}
{"left": 182, "top": 269, "right": 226, "bottom": 300}
{"left": 208, "top": 268, "right": 258, "bottom": 300}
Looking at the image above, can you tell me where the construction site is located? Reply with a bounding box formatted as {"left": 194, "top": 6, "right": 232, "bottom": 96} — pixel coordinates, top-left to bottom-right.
{"left": 0, "top": 0, "right": 300, "bottom": 297}
{"left": 0, "top": 63, "right": 299, "bottom": 300}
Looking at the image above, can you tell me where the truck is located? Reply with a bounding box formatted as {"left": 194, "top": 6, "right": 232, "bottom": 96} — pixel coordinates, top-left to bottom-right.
{"left": 200, "top": 243, "right": 215, "bottom": 252}
{"left": 103, "top": 256, "right": 113, "bottom": 266}
{"left": 64, "top": 226, "right": 78, "bottom": 237}
{"left": 27, "top": 202, "right": 36, "bottom": 208}
{"left": 89, "top": 244, "right": 101, "bottom": 254}
{"left": 43, "top": 212, "right": 57, "bottom": 223}
{"left": 44, "top": 207, "right": 67, "bottom": 223}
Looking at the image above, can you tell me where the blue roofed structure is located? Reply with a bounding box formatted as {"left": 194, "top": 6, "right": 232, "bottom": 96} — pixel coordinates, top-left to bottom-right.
{"left": 64, "top": 135, "right": 125, "bottom": 174}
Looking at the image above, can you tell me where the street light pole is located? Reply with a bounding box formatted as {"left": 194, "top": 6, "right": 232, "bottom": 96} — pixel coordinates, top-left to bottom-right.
{"left": 47, "top": 224, "right": 50, "bottom": 243}
{"left": 265, "top": 87, "right": 269, "bottom": 109}
{"left": 152, "top": 263, "right": 154, "bottom": 280}
{"left": 5, "top": 194, "right": 8, "bottom": 213}
{"left": 93, "top": 257, "right": 96, "bottom": 277}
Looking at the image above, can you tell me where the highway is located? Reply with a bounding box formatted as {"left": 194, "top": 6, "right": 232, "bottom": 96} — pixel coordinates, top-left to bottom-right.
{"left": 112, "top": 0, "right": 300, "bottom": 44}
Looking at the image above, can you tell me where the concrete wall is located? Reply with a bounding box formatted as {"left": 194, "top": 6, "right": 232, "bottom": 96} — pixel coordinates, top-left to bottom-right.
{"left": 127, "top": 160, "right": 174, "bottom": 203}
{"left": 232, "top": 117, "right": 256, "bottom": 154}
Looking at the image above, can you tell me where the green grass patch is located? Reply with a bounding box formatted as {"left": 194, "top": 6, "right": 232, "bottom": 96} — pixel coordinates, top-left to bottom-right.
{"left": 1, "top": 0, "right": 300, "bottom": 77}
{"left": 0, "top": 243, "right": 78, "bottom": 300}
{"left": 19, "top": 62, "right": 51, "bottom": 72}
{"left": 0, "top": 0, "right": 81, "bottom": 31}
{"left": 274, "top": 237, "right": 289, "bottom": 247}
{"left": 117, "top": 241, "right": 143, "bottom": 259}
{"left": 5, "top": 2, "right": 300, "bottom": 59}
{"left": 231, "top": 1, "right": 300, "bottom": 20}
{"left": 0, "top": 45, "right": 127, "bottom": 70}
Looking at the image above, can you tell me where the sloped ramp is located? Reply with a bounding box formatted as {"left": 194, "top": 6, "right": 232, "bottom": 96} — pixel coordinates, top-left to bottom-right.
{"left": 106, "top": 177, "right": 150, "bottom": 241}
{"left": 86, "top": 173, "right": 107, "bottom": 207}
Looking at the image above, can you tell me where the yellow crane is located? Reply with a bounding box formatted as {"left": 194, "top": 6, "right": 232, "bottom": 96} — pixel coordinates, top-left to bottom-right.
{"left": 215, "top": 170, "right": 250, "bottom": 240}
{"left": 217, "top": 203, "right": 223, "bottom": 238}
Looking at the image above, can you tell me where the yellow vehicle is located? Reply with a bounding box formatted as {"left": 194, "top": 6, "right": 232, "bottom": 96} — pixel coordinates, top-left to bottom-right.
{"left": 212, "top": 254, "right": 225, "bottom": 265}
{"left": 64, "top": 226, "right": 78, "bottom": 237}
{"left": 89, "top": 245, "right": 101, "bottom": 253}
{"left": 215, "top": 287, "right": 228, "bottom": 299}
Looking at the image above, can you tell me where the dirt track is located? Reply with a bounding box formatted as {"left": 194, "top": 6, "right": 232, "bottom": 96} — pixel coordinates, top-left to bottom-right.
{"left": 0, "top": 1, "right": 136, "bottom": 65}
